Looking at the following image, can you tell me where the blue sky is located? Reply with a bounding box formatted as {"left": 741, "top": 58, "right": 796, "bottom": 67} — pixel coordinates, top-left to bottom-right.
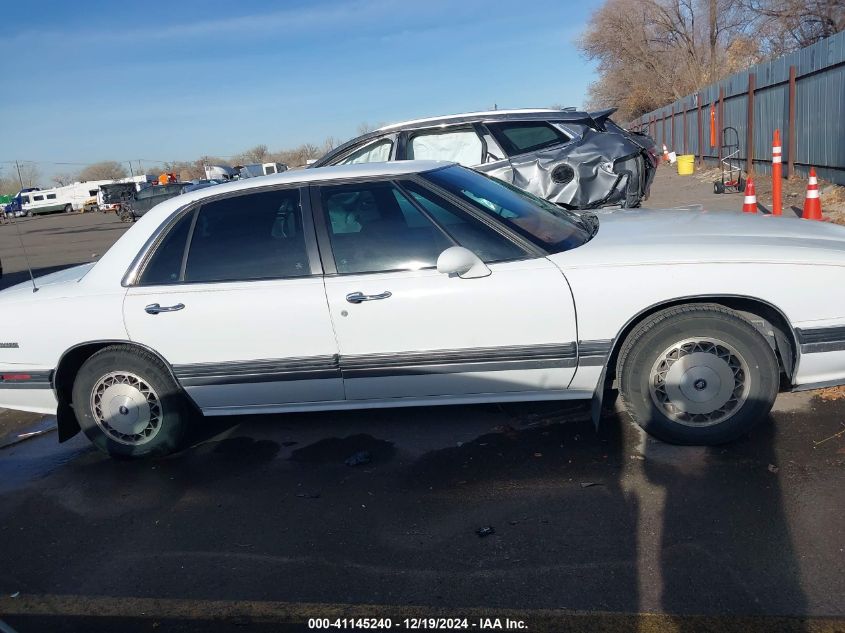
{"left": 0, "top": 0, "right": 597, "bottom": 180}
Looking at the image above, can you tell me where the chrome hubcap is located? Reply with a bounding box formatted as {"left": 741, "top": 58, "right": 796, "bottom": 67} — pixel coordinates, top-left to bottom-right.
{"left": 649, "top": 338, "right": 749, "bottom": 427}
{"left": 91, "top": 372, "right": 161, "bottom": 445}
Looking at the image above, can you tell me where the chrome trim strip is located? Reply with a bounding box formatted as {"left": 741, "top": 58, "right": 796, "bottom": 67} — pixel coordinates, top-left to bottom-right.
{"left": 0, "top": 370, "right": 53, "bottom": 389}
{"left": 796, "top": 326, "right": 845, "bottom": 354}
{"left": 170, "top": 343, "right": 604, "bottom": 386}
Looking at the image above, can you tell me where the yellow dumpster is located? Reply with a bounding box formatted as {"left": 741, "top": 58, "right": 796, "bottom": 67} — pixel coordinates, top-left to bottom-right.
{"left": 677, "top": 154, "right": 695, "bottom": 175}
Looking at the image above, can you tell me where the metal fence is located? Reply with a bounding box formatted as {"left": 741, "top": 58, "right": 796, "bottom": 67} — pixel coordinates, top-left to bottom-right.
{"left": 634, "top": 30, "right": 845, "bottom": 185}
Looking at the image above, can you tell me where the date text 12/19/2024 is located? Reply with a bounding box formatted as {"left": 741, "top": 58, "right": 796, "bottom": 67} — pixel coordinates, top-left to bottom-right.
{"left": 308, "top": 618, "right": 528, "bottom": 630}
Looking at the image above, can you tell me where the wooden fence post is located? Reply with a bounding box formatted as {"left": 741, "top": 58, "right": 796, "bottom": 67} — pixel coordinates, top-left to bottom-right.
{"left": 746, "top": 73, "right": 755, "bottom": 175}
{"left": 788, "top": 65, "right": 797, "bottom": 178}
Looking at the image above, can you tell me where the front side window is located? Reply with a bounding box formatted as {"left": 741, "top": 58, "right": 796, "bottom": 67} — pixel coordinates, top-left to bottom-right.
{"left": 422, "top": 166, "right": 590, "bottom": 253}
{"left": 486, "top": 121, "right": 569, "bottom": 155}
{"left": 184, "top": 189, "right": 310, "bottom": 283}
{"left": 33, "top": 195, "right": 44, "bottom": 202}
{"left": 321, "top": 182, "right": 452, "bottom": 274}
{"left": 400, "top": 181, "right": 526, "bottom": 263}
{"left": 407, "top": 128, "right": 483, "bottom": 166}
{"left": 338, "top": 138, "right": 393, "bottom": 165}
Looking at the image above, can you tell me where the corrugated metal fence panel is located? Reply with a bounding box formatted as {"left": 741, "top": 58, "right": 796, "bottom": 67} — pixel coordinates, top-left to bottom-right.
{"left": 796, "top": 65, "right": 845, "bottom": 169}
{"left": 635, "top": 31, "right": 845, "bottom": 185}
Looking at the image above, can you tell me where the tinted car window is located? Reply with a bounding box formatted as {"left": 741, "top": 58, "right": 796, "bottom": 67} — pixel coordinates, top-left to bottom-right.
{"left": 338, "top": 139, "right": 393, "bottom": 165}
{"left": 423, "top": 166, "right": 590, "bottom": 253}
{"left": 321, "top": 182, "right": 452, "bottom": 274}
{"left": 139, "top": 210, "right": 195, "bottom": 285}
{"left": 487, "top": 122, "right": 569, "bottom": 155}
{"left": 408, "top": 128, "right": 483, "bottom": 166}
{"left": 184, "top": 189, "right": 310, "bottom": 283}
{"left": 400, "top": 181, "right": 526, "bottom": 263}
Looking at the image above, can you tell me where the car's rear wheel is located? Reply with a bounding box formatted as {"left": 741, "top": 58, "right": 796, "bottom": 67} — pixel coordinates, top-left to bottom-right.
{"left": 64, "top": 204, "right": 73, "bottom": 213}
{"left": 72, "top": 345, "right": 190, "bottom": 458}
{"left": 618, "top": 304, "right": 779, "bottom": 445}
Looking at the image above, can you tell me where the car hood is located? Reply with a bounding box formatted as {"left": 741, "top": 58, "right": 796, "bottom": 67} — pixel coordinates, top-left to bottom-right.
{"left": 551, "top": 208, "right": 845, "bottom": 268}
{"left": 0, "top": 263, "right": 96, "bottom": 304}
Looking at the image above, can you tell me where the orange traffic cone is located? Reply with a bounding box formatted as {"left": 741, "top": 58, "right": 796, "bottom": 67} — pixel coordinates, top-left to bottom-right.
{"left": 742, "top": 178, "right": 757, "bottom": 213}
{"left": 662, "top": 144, "right": 670, "bottom": 163}
{"left": 802, "top": 168, "right": 823, "bottom": 221}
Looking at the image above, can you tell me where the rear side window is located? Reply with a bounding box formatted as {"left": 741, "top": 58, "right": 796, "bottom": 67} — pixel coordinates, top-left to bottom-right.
{"left": 408, "top": 128, "right": 483, "bottom": 166}
{"left": 46, "top": 193, "right": 57, "bottom": 200}
{"left": 184, "top": 189, "right": 310, "bottom": 283}
{"left": 487, "top": 122, "right": 569, "bottom": 155}
{"left": 139, "top": 210, "right": 195, "bottom": 286}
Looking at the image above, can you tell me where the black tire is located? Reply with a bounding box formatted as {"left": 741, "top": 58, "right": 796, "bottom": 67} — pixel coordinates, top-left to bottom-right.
{"left": 618, "top": 304, "right": 779, "bottom": 445}
{"left": 737, "top": 176, "right": 746, "bottom": 193}
{"left": 713, "top": 181, "right": 725, "bottom": 194}
{"left": 72, "top": 345, "right": 191, "bottom": 458}
{"left": 26, "top": 211, "right": 33, "bottom": 218}
{"left": 64, "top": 204, "right": 73, "bottom": 214}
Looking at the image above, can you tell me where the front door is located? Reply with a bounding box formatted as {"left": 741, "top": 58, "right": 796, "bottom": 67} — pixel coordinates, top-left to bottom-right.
{"left": 123, "top": 186, "right": 343, "bottom": 412}
{"left": 313, "top": 178, "right": 578, "bottom": 401}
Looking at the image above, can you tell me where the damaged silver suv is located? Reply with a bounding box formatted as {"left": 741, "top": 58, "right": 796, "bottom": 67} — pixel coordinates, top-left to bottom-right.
{"left": 311, "top": 108, "right": 658, "bottom": 209}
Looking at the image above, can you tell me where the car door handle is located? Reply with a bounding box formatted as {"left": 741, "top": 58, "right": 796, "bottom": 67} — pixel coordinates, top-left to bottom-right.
{"left": 144, "top": 303, "right": 185, "bottom": 315}
{"left": 345, "top": 291, "right": 392, "bottom": 304}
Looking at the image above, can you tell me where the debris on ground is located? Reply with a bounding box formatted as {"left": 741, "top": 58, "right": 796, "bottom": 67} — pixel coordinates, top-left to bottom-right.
{"left": 295, "top": 492, "right": 321, "bottom": 499}
{"left": 580, "top": 482, "right": 604, "bottom": 488}
{"left": 813, "top": 424, "right": 845, "bottom": 448}
{"left": 768, "top": 464, "right": 780, "bottom": 474}
{"left": 10, "top": 591, "right": 20, "bottom": 598}
{"left": 817, "top": 386, "right": 845, "bottom": 402}
{"left": 345, "top": 450, "right": 372, "bottom": 467}
{"left": 476, "top": 526, "right": 495, "bottom": 538}
{"left": 0, "top": 425, "right": 57, "bottom": 450}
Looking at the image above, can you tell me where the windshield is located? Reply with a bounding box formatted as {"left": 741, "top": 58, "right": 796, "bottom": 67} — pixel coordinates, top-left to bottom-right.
{"left": 421, "top": 166, "right": 592, "bottom": 253}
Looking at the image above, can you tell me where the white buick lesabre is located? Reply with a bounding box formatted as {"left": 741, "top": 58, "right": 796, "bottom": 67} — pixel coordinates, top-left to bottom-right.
{"left": 1, "top": 161, "right": 843, "bottom": 458}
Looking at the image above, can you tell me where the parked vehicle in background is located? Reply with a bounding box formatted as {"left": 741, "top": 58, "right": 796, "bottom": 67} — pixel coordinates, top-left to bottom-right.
{"left": 126, "top": 182, "right": 186, "bottom": 219}
{"left": 238, "top": 162, "right": 287, "bottom": 179}
{"left": 1, "top": 161, "right": 844, "bottom": 459}
{"left": 180, "top": 180, "right": 224, "bottom": 194}
{"left": 312, "top": 108, "right": 658, "bottom": 209}
{"left": 20, "top": 189, "right": 75, "bottom": 216}
{"left": 97, "top": 183, "right": 138, "bottom": 214}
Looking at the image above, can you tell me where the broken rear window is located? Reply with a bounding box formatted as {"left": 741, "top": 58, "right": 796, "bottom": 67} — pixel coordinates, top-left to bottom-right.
{"left": 487, "top": 122, "right": 569, "bottom": 155}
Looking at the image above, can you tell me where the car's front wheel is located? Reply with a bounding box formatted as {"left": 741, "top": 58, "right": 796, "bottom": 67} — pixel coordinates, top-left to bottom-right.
{"left": 72, "top": 345, "right": 191, "bottom": 458}
{"left": 618, "top": 304, "right": 779, "bottom": 445}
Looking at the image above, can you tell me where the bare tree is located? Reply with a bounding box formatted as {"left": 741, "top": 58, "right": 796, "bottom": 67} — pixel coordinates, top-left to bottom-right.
{"left": 78, "top": 161, "right": 128, "bottom": 182}
{"left": 579, "top": 0, "right": 748, "bottom": 121}
{"left": 14, "top": 163, "right": 41, "bottom": 189}
{"left": 742, "top": 0, "right": 845, "bottom": 54}
{"left": 52, "top": 172, "right": 77, "bottom": 187}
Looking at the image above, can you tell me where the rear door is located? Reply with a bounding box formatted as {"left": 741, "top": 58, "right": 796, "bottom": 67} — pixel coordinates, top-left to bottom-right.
{"left": 123, "top": 186, "right": 343, "bottom": 412}
{"left": 400, "top": 125, "right": 514, "bottom": 182}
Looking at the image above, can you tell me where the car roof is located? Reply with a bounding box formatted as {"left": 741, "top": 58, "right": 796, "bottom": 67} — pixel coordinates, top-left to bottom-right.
{"left": 187, "top": 160, "right": 453, "bottom": 199}
{"left": 375, "top": 108, "right": 589, "bottom": 132}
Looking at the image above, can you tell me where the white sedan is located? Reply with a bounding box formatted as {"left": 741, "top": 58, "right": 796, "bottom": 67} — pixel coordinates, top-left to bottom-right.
{"left": 1, "top": 161, "right": 843, "bottom": 458}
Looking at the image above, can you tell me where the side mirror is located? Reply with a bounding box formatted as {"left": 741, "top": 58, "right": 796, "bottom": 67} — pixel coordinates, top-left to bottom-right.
{"left": 436, "top": 246, "right": 491, "bottom": 279}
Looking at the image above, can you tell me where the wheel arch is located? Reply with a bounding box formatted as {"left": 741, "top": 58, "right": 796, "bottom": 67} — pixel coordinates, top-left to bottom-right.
{"left": 591, "top": 294, "right": 799, "bottom": 425}
{"left": 52, "top": 340, "right": 185, "bottom": 442}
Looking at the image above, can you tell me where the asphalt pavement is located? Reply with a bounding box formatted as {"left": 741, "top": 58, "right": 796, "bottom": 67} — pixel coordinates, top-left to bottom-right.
{"left": 1, "top": 206, "right": 844, "bottom": 632}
